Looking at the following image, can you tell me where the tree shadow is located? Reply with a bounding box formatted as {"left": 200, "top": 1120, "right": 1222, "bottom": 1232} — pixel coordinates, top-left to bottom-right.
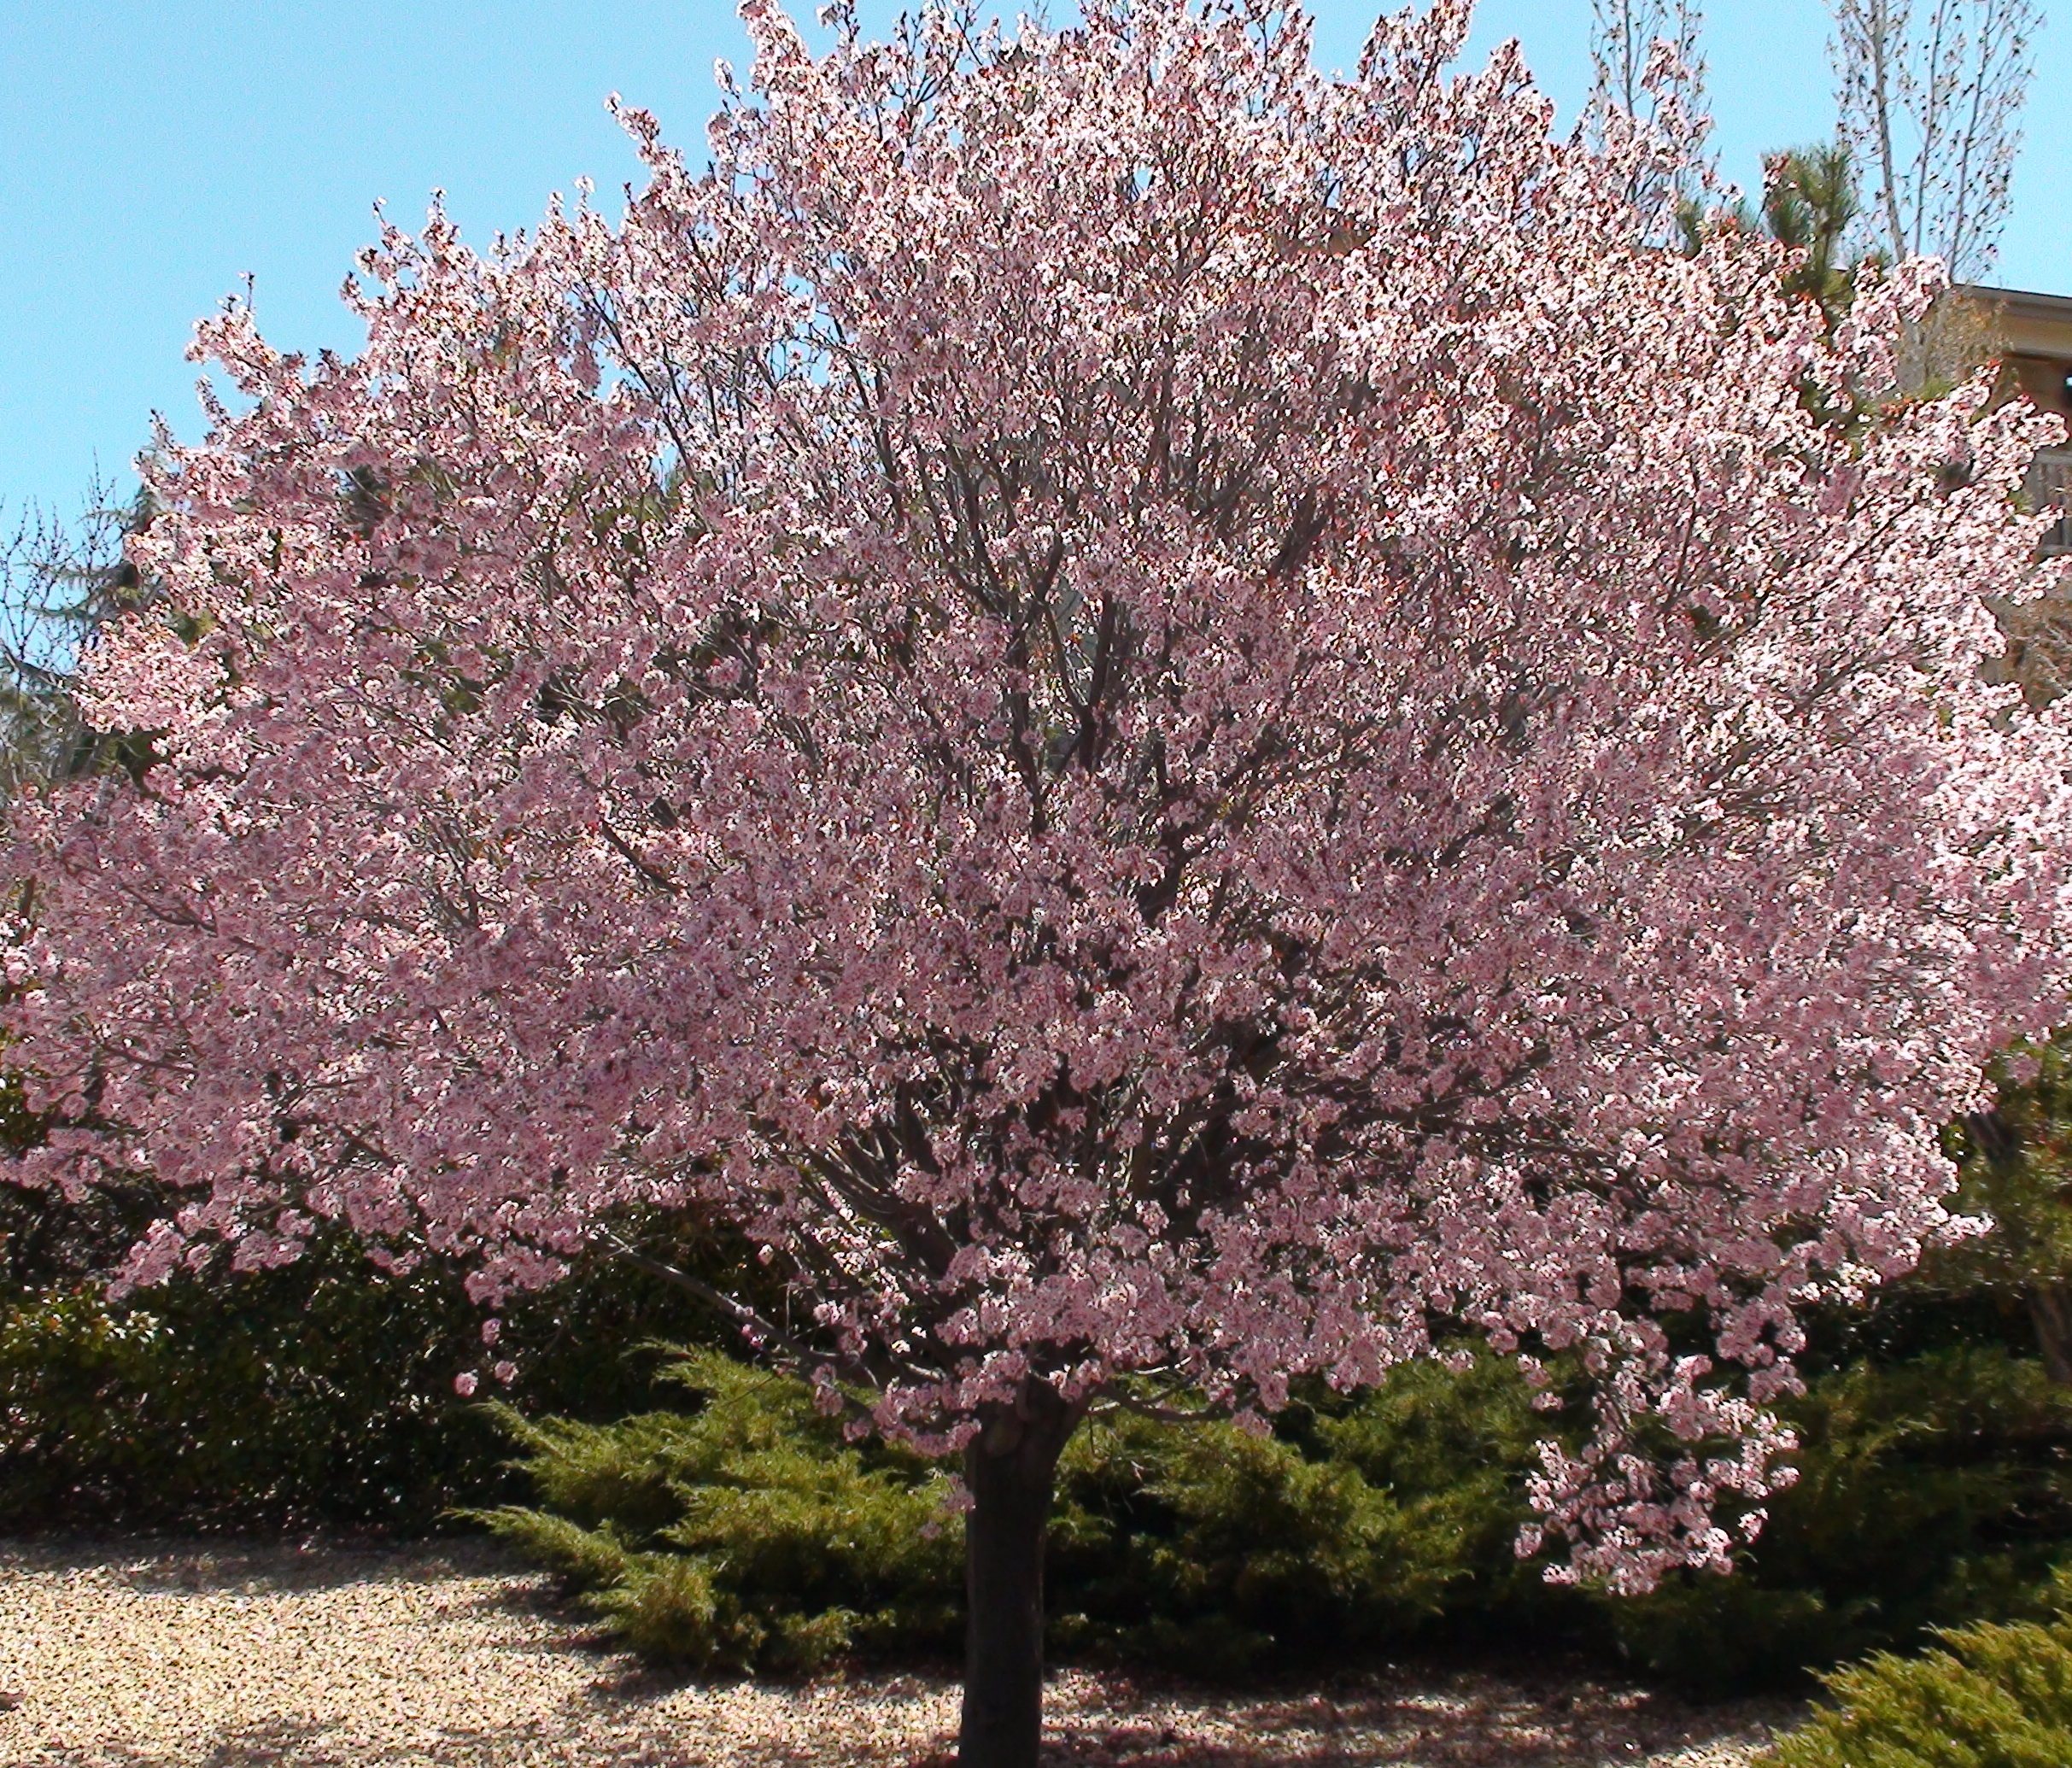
{"left": 904, "top": 1671, "right": 1793, "bottom": 1767}
{"left": 1, "top": 1543, "right": 1792, "bottom": 1767}
{"left": 2, "top": 1670, "right": 1785, "bottom": 1768}
{"left": 21, "top": 1718, "right": 337, "bottom": 1768}
{"left": 0, "top": 1533, "right": 526, "bottom": 1598}
{"left": 192, "top": 1718, "right": 334, "bottom": 1768}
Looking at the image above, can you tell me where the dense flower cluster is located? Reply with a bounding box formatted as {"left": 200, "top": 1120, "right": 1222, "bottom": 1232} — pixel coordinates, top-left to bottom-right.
{"left": 7, "top": 0, "right": 2070, "bottom": 1587}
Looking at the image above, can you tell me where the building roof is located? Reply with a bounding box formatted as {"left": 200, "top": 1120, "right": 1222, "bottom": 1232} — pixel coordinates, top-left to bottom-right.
{"left": 1956, "top": 284, "right": 2072, "bottom": 362}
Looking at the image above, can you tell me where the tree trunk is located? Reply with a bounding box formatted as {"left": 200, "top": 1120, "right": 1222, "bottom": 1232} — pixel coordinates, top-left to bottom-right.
{"left": 2030, "top": 1281, "right": 2072, "bottom": 1385}
{"left": 958, "top": 1380, "right": 1079, "bottom": 1768}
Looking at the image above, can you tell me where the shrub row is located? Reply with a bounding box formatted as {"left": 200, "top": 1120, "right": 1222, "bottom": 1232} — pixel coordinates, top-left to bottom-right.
{"left": 473, "top": 1337, "right": 2072, "bottom": 1695}
{"left": 470, "top": 1346, "right": 1577, "bottom": 1677}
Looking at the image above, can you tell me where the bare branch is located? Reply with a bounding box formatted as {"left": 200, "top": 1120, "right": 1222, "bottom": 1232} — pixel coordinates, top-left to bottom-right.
{"left": 0, "top": 475, "right": 154, "bottom": 799}
{"left": 1829, "top": 0, "right": 2040, "bottom": 283}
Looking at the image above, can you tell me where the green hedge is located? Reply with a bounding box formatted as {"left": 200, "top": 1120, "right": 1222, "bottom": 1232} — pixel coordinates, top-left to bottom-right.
{"left": 0, "top": 1193, "right": 741, "bottom": 1533}
{"left": 470, "top": 1345, "right": 1574, "bottom": 1676}
{"left": 476, "top": 1337, "right": 2072, "bottom": 1692}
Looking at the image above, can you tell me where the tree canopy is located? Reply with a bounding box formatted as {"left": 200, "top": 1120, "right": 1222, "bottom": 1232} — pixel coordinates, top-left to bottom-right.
{"left": 4, "top": 0, "right": 2069, "bottom": 1637}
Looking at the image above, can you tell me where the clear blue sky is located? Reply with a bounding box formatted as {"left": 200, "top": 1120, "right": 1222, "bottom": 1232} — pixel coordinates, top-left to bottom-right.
{"left": 2, "top": 0, "right": 2066, "bottom": 525}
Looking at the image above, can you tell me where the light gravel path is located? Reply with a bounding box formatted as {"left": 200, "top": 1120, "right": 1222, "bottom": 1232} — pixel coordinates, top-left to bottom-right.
{"left": 0, "top": 1537, "right": 1790, "bottom": 1766}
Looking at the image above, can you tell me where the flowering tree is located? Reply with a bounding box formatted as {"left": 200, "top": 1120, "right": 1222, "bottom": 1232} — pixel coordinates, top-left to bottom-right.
{"left": 7, "top": 1, "right": 2072, "bottom": 1759}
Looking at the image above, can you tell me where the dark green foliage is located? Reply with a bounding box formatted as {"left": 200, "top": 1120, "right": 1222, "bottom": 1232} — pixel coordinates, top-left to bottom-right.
{"left": 1047, "top": 1355, "right": 1589, "bottom": 1672}
{"left": 1301, "top": 1355, "right": 1579, "bottom": 1634}
{"left": 1, "top": 1248, "right": 501, "bottom": 1531}
{"left": 1049, "top": 1411, "right": 1448, "bottom": 1672}
{"left": 1944, "top": 1032, "right": 2072, "bottom": 1382}
{"left": 1765, "top": 1575, "right": 2072, "bottom": 1767}
{"left": 1762, "top": 144, "right": 1874, "bottom": 329}
{"left": 0, "top": 1197, "right": 737, "bottom": 1533}
{"left": 478, "top": 1331, "right": 2072, "bottom": 1693}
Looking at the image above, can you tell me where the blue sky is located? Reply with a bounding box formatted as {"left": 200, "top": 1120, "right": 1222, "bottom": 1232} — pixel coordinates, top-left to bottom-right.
{"left": 2, "top": 0, "right": 2066, "bottom": 525}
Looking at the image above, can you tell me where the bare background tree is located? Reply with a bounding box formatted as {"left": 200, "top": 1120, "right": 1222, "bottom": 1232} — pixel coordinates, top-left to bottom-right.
{"left": 1827, "top": 0, "right": 2043, "bottom": 392}
{"left": 1829, "top": 0, "right": 2042, "bottom": 282}
{"left": 0, "top": 478, "right": 150, "bottom": 799}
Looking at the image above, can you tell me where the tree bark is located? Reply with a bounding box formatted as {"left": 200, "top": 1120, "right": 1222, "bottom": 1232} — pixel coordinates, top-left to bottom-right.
{"left": 958, "top": 1380, "right": 1080, "bottom": 1768}
{"left": 2030, "top": 1281, "right": 2072, "bottom": 1386}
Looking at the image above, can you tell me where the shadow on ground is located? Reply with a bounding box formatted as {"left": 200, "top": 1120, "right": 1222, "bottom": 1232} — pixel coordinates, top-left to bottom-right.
{"left": 0, "top": 1533, "right": 524, "bottom": 1597}
{"left": 12, "top": 1683, "right": 1787, "bottom": 1768}
{"left": 1, "top": 1537, "right": 1789, "bottom": 1767}
{"left": 901, "top": 1673, "right": 1791, "bottom": 1768}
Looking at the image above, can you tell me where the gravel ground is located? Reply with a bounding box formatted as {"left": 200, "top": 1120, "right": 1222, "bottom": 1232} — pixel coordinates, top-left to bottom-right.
{"left": 0, "top": 1537, "right": 1793, "bottom": 1766}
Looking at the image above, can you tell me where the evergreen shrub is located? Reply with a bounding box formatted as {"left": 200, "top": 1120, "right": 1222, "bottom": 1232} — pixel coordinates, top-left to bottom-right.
{"left": 1765, "top": 1574, "right": 2072, "bottom": 1767}
{"left": 475, "top": 1344, "right": 1589, "bottom": 1676}
{"left": 470, "top": 1349, "right": 963, "bottom": 1671}
{"left": 479, "top": 1334, "right": 2072, "bottom": 1691}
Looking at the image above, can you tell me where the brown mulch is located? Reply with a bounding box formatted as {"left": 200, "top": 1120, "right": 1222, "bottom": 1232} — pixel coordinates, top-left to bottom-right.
{"left": 0, "top": 1537, "right": 1793, "bottom": 1765}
